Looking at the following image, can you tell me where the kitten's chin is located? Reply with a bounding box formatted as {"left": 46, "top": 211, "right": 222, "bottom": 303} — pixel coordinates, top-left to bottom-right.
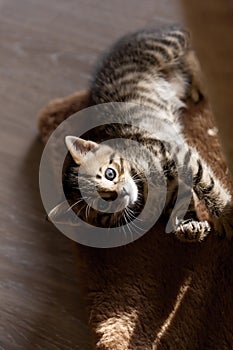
{"left": 121, "top": 194, "right": 134, "bottom": 210}
{"left": 128, "top": 192, "right": 137, "bottom": 206}
{"left": 123, "top": 178, "right": 138, "bottom": 206}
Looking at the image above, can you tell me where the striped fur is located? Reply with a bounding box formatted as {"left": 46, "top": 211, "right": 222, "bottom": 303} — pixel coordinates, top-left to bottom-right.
{"left": 53, "top": 27, "right": 233, "bottom": 242}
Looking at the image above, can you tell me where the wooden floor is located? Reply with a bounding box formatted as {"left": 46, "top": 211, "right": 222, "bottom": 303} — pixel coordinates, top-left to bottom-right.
{"left": 0, "top": 1, "right": 183, "bottom": 349}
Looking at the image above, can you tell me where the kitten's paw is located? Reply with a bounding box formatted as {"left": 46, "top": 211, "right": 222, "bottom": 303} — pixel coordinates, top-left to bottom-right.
{"left": 213, "top": 203, "right": 233, "bottom": 240}
{"left": 174, "top": 218, "right": 211, "bottom": 243}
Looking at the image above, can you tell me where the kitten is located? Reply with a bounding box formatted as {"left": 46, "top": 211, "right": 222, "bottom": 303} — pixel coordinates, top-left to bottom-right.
{"left": 48, "top": 26, "right": 233, "bottom": 242}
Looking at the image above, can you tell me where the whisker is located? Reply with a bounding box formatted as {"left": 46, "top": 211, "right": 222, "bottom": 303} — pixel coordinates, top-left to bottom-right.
{"left": 68, "top": 197, "right": 87, "bottom": 211}
{"left": 85, "top": 197, "right": 92, "bottom": 219}
{"left": 124, "top": 208, "right": 144, "bottom": 234}
{"left": 123, "top": 211, "right": 134, "bottom": 242}
{"left": 127, "top": 207, "right": 143, "bottom": 222}
{"left": 118, "top": 213, "right": 127, "bottom": 245}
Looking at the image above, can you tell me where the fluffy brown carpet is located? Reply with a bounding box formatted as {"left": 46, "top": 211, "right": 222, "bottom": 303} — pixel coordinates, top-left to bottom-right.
{"left": 39, "top": 91, "right": 233, "bottom": 350}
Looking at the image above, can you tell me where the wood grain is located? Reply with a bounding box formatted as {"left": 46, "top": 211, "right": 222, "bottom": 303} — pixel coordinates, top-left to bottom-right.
{"left": 0, "top": 0, "right": 183, "bottom": 349}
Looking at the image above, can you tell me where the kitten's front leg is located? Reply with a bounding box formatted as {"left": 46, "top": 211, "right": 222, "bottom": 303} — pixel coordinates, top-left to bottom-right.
{"left": 175, "top": 218, "right": 211, "bottom": 243}
{"left": 169, "top": 192, "right": 211, "bottom": 243}
{"left": 188, "top": 147, "right": 233, "bottom": 239}
{"left": 167, "top": 146, "right": 233, "bottom": 241}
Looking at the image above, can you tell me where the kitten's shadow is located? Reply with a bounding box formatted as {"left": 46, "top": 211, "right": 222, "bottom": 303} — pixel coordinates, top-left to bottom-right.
{"left": 21, "top": 137, "right": 93, "bottom": 350}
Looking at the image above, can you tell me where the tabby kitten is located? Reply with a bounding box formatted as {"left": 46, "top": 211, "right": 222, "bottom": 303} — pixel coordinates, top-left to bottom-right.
{"left": 49, "top": 26, "right": 233, "bottom": 242}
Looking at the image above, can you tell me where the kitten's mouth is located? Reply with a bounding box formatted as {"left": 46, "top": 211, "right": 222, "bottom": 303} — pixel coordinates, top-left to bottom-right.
{"left": 98, "top": 187, "right": 134, "bottom": 206}
{"left": 99, "top": 190, "right": 118, "bottom": 201}
{"left": 99, "top": 190, "right": 132, "bottom": 211}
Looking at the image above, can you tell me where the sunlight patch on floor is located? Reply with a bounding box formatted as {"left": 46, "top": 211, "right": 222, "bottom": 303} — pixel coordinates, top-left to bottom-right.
{"left": 153, "top": 275, "right": 192, "bottom": 349}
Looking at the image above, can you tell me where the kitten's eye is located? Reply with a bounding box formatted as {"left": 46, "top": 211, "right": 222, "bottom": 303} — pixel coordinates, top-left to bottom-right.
{"left": 105, "top": 167, "right": 116, "bottom": 181}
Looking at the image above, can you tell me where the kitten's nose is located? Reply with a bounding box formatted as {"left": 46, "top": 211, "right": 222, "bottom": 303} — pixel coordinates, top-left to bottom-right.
{"left": 122, "top": 187, "right": 130, "bottom": 197}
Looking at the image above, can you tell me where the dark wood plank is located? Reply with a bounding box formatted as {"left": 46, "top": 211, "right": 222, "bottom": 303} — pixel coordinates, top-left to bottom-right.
{"left": 0, "top": 0, "right": 182, "bottom": 349}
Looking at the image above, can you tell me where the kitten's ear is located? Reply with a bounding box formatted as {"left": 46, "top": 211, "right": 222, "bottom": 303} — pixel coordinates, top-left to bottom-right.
{"left": 65, "top": 136, "right": 98, "bottom": 165}
{"left": 47, "top": 200, "right": 81, "bottom": 226}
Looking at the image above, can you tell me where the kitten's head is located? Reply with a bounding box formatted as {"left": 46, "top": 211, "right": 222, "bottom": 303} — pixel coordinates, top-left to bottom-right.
{"left": 48, "top": 136, "right": 146, "bottom": 227}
